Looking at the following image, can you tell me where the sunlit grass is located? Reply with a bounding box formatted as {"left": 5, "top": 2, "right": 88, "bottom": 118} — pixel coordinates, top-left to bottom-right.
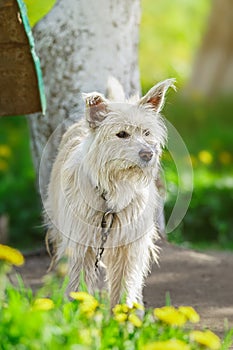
{"left": 0, "top": 249, "right": 232, "bottom": 350}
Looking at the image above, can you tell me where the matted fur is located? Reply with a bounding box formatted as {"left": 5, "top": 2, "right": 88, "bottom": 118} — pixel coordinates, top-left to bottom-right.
{"left": 45, "top": 78, "right": 175, "bottom": 308}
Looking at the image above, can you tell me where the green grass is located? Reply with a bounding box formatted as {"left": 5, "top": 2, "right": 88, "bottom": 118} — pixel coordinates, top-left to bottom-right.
{"left": 0, "top": 253, "right": 232, "bottom": 350}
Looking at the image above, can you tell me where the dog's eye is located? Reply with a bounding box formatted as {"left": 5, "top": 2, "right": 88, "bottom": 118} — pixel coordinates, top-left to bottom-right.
{"left": 143, "top": 129, "right": 150, "bottom": 137}
{"left": 116, "top": 131, "right": 130, "bottom": 139}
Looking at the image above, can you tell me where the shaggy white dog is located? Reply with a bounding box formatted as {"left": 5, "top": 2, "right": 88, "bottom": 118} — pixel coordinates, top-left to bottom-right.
{"left": 45, "top": 78, "right": 175, "bottom": 308}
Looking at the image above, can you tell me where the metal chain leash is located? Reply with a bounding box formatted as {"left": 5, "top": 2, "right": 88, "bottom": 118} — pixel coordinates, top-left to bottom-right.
{"left": 95, "top": 210, "right": 115, "bottom": 271}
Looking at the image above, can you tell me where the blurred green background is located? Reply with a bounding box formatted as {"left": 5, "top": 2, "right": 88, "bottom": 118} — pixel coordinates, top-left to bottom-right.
{"left": 0, "top": 0, "right": 232, "bottom": 250}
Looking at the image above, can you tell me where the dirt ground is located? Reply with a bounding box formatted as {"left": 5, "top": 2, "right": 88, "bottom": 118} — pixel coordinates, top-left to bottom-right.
{"left": 18, "top": 240, "right": 233, "bottom": 339}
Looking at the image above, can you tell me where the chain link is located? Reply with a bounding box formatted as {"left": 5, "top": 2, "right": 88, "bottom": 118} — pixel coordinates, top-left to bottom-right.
{"left": 95, "top": 211, "right": 115, "bottom": 271}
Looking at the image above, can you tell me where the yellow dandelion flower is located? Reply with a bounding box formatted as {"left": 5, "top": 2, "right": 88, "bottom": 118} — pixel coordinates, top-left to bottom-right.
{"left": 70, "top": 291, "right": 94, "bottom": 302}
{"left": 70, "top": 291, "right": 99, "bottom": 317}
{"left": 33, "top": 298, "right": 54, "bottom": 311}
{"left": 80, "top": 299, "right": 99, "bottom": 313}
{"left": 128, "top": 313, "right": 142, "bottom": 327}
{"left": 190, "top": 330, "right": 221, "bottom": 350}
{"left": 198, "top": 150, "right": 213, "bottom": 165}
{"left": 114, "top": 312, "right": 128, "bottom": 323}
{"left": 0, "top": 244, "right": 24, "bottom": 266}
{"left": 113, "top": 303, "right": 130, "bottom": 314}
{"left": 142, "top": 339, "right": 191, "bottom": 350}
{"left": 154, "top": 306, "right": 187, "bottom": 326}
{"left": 178, "top": 306, "right": 200, "bottom": 323}
{"left": 219, "top": 151, "right": 232, "bottom": 165}
{"left": 0, "top": 145, "right": 11, "bottom": 158}
{"left": 132, "top": 302, "right": 145, "bottom": 311}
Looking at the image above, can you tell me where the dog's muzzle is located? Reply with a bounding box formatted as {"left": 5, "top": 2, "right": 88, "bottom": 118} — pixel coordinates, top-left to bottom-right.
{"left": 139, "top": 148, "right": 153, "bottom": 162}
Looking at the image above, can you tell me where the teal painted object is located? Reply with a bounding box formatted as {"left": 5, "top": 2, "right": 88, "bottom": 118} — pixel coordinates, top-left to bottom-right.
{"left": 16, "top": 0, "right": 46, "bottom": 115}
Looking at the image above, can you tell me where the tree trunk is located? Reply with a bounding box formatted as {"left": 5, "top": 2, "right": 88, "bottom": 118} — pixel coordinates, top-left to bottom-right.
{"left": 28, "top": 0, "right": 141, "bottom": 199}
{"left": 187, "top": 0, "right": 233, "bottom": 96}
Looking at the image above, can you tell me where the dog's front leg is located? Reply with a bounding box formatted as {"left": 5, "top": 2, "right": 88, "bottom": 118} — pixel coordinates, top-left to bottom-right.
{"left": 125, "top": 269, "right": 144, "bottom": 308}
{"left": 104, "top": 248, "right": 126, "bottom": 309}
{"left": 66, "top": 255, "right": 83, "bottom": 295}
{"left": 83, "top": 247, "right": 98, "bottom": 294}
{"left": 124, "top": 239, "right": 153, "bottom": 308}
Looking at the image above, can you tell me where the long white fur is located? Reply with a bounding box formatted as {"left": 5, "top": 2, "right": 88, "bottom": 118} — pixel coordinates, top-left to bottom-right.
{"left": 45, "top": 78, "right": 175, "bottom": 308}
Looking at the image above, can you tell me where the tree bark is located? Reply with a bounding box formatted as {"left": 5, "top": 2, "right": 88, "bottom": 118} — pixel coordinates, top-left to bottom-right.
{"left": 28, "top": 0, "right": 141, "bottom": 198}
{"left": 187, "top": 0, "right": 233, "bottom": 96}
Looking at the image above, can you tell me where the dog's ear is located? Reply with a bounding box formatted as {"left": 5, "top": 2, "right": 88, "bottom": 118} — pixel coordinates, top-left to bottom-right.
{"left": 107, "top": 76, "right": 125, "bottom": 102}
{"left": 139, "top": 78, "right": 176, "bottom": 113}
{"left": 82, "top": 92, "right": 109, "bottom": 129}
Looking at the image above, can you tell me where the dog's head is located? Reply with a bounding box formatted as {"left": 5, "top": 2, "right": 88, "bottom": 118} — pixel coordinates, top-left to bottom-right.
{"left": 82, "top": 79, "right": 175, "bottom": 185}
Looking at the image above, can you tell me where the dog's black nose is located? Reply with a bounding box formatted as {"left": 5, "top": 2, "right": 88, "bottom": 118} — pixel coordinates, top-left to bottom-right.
{"left": 139, "top": 148, "right": 153, "bottom": 162}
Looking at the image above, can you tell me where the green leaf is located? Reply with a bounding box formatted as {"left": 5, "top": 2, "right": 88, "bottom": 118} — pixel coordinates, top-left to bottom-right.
{"left": 23, "top": 0, "right": 57, "bottom": 27}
